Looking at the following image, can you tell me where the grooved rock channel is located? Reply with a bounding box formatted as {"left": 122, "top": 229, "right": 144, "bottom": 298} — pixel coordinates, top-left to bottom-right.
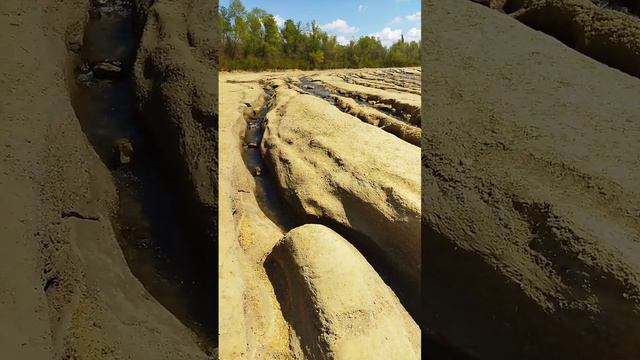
{"left": 219, "top": 69, "right": 421, "bottom": 359}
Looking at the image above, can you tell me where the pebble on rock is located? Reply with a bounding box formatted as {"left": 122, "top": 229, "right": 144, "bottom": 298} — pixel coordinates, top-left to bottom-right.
{"left": 114, "top": 138, "right": 134, "bottom": 165}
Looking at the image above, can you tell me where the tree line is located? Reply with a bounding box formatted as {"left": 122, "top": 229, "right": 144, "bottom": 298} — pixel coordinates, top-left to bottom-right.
{"left": 219, "top": 0, "right": 421, "bottom": 71}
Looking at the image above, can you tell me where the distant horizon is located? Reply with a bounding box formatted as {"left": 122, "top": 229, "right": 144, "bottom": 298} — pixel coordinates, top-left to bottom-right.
{"left": 219, "top": 0, "right": 421, "bottom": 47}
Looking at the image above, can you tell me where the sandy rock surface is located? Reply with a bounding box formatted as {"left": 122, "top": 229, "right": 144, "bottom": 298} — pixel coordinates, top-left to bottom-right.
{"left": 1, "top": 0, "right": 211, "bottom": 358}
{"left": 218, "top": 73, "right": 292, "bottom": 359}
{"left": 219, "top": 69, "right": 420, "bottom": 359}
{"left": 424, "top": 0, "right": 640, "bottom": 358}
{"left": 133, "top": 0, "right": 218, "bottom": 254}
{"left": 263, "top": 85, "right": 421, "bottom": 288}
{"left": 317, "top": 73, "right": 421, "bottom": 124}
{"left": 266, "top": 224, "right": 420, "bottom": 360}
{"left": 332, "top": 95, "right": 421, "bottom": 145}
{"left": 501, "top": 0, "right": 640, "bottom": 78}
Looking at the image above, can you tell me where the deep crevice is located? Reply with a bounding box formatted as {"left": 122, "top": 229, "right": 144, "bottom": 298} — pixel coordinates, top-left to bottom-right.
{"left": 61, "top": 211, "right": 100, "bottom": 221}
{"left": 68, "top": 0, "right": 215, "bottom": 353}
{"left": 240, "top": 85, "right": 298, "bottom": 231}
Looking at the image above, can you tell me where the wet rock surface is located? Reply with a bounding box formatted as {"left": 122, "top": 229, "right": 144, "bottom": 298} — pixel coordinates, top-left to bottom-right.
{"left": 133, "top": 0, "right": 218, "bottom": 263}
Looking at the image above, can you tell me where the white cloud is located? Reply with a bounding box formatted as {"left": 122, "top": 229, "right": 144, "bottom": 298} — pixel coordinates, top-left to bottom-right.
{"left": 320, "top": 19, "right": 359, "bottom": 34}
{"left": 405, "top": 11, "right": 420, "bottom": 22}
{"left": 389, "top": 11, "right": 420, "bottom": 25}
{"left": 274, "top": 14, "right": 285, "bottom": 27}
{"left": 390, "top": 16, "right": 402, "bottom": 24}
{"left": 405, "top": 27, "right": 421, "bottom": 42}
{"left": 358, "top": 4, "right": 368, "bottom": 12}
{"left": 336, "top": 36, "right": 350, "bottom": 46}
{"left": 369, "top": 27, "right": 402, "bottom": 47}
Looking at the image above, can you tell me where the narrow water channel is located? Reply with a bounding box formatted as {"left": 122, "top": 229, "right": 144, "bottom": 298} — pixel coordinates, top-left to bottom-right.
{"left": 298, "top": 77, "right": 413, "bottom": 124}
{"left": 240, "top": 86, "right": 297, "bottom": 231}
{"left": 69, "top": 0, "right": 215, "bottom": 353}
{"left": 298, "top": 77, "right": 336, "bottom": 104}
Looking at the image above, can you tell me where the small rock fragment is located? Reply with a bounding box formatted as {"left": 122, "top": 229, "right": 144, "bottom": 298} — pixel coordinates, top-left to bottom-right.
{"left": 114, "top": 138, "right": 134, "bottom": 165}
{"left": 79, "top": 62, "right": 91, "bottom": 73}
{"left": 93, "top": 61, "right": 123, "bottom": 79}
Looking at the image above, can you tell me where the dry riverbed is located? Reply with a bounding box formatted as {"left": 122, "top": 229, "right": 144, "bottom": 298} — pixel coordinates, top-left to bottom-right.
{"left": 219, "top": 68, "right": 421, "bottom": 359}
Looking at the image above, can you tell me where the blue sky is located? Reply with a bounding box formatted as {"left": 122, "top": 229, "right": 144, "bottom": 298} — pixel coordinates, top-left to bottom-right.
{"left": 220, "top": 0, "right": 421, "bottom": 46}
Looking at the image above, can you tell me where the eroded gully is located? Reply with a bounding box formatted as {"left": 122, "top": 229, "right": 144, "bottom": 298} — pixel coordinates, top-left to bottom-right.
{"left": 68, "top": 0, "right": 215, "bottom": 354}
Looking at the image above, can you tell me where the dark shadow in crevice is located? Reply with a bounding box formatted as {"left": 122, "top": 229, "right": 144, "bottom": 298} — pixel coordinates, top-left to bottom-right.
{"left": 68, "top": 0, "right": 216, "bottom": 353}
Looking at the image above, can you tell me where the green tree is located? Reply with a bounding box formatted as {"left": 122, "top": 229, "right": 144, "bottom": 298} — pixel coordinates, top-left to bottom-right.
{"left": 228, "top": 0, "right": 248, "bottom": 60}
{"left": 245, "top": 8, "right": 266, "bottom": 57}
{"left": 218, "top": 0, "right": 420, "bottom": 71}
{"left": 281, "top": 20, "right": 301, "bottom": 57}
{"left": 322, "top": 35, "right": 340, "bottom": 68}
{"left": 309, "top": 50, "right": 324, "bottom": 68}
{"left": 262, "top": 14, "right": 282, "bottom": 67}
{"left": 353, "top": 36, "right": 386, "bottom": 67}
